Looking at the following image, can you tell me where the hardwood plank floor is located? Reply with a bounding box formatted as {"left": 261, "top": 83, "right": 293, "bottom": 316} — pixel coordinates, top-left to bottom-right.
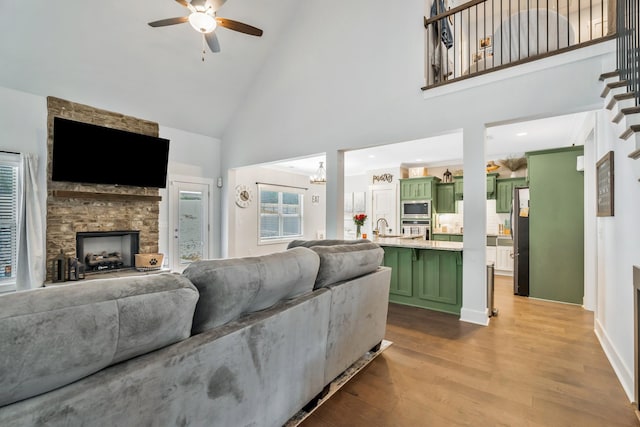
{"left": 302, "top": 275, "right": 639, "bottom": 427}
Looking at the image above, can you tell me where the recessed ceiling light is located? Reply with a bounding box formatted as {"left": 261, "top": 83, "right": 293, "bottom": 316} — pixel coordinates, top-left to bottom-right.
{"left": 415, "top": 158, "right": 423, "bottom": 162}
{"left": 516, "top": 132, "right": 528, "bottom": 137}
{"left": 368, "top": 154, "right": 375, "bottom": 158}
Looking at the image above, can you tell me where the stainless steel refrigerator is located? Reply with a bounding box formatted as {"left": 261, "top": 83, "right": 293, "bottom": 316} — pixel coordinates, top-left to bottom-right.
{"left": 512, "top": 186, "right": 530, "bottom": 296}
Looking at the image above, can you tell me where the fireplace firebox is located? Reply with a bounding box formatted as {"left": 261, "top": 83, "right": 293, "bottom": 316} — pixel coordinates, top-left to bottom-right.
{"left": 76, "top": 231, "right": 140, "bottom": 274}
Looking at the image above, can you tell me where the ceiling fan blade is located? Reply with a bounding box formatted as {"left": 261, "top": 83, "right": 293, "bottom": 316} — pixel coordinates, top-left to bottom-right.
{"left": 148, "top": 16, "right": 189, "bottom": 27}
{"left": 174, "top": 0, "right": 189, "bottom": 7}
{"left": 205, "top": 31, "right": 221, "bottom": 53}
{"left": 216, "top": 18, "right": 263, "bottom": 37}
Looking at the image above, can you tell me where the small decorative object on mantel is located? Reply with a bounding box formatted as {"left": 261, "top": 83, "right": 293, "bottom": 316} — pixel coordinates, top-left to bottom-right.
{"left": 442, "top": 169, "right": 452, "bottom": 183}
{"left": 353, "top": 213, "right": 367, "bottom": 239}
{"left": 498, "top": 156, "right": 528, "bottom": 177}
{"left": 135, "top": 253, "right": 165, "bottom": 272}
{"left": 52, "top": 249, "right": 67, "bottom": 283}
{"left": 67, "top": 257, "right": 82, "bottom": 281}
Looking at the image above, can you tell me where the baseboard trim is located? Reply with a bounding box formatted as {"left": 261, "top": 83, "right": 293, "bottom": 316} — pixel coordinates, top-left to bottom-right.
{"left": 460, "top": 307, "right": 489, "bottom": 326}
{"left": 595, "top": 318, "right": 634, "bottom": 402}
{"left": 285, "top": 339, "right": 393, "bottom": 426}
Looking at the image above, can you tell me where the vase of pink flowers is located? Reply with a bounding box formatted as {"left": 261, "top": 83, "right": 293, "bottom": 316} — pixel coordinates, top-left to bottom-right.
{"left": 353, "top": 213, "right": 367, "bottom": 239}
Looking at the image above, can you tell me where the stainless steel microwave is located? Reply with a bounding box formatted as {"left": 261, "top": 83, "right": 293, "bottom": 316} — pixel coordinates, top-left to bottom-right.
{"left": 401, "top": 200, "right": 431, "bottom": 218}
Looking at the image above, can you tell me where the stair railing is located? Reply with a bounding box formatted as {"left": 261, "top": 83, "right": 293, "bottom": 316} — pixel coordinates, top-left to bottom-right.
{"left": 617, "top": 0, "right": 639, "bottom": 106}
{"left": 424, "top": 0, "right": 615, "bottom": 90}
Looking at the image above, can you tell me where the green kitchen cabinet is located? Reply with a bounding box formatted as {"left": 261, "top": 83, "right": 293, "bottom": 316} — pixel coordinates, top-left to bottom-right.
{"left": 382, "top": 246, "right": 414, "bottom": 297}
{"left": 400, "top": 177, "right": 440, "bottom": 200}
{"left": 454, "top": 177, "right": 464, "bottom": 200}
{"left": 451, "top": 173, "right": 498, "bottom": 199}
{"left": 432, "top": 234, "right": 463, "bottom": 242}
{"left": 496, "top": 178, "right": 527, "bottom": 213}
{"left": 435, "top": 183, "right": 456, "bottom": 213}
{"left": 382, "top": 246, "right": 462, "bottom": 315}
{"left": 432, "top": 234, "right": 450, "bottom": 241}
{"left": 486, "top": 173, "right": 498, "bottom": 199}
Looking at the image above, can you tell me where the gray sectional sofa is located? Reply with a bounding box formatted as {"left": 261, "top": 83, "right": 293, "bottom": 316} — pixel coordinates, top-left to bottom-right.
{"left": 0, "top": 241, "right": 391, "bottom": 427}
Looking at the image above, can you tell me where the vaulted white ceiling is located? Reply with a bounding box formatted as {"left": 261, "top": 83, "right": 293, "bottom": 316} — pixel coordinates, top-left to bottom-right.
{"left": 0, "top": 1, "right": 593, "bottom": 166}
{"left": 0, "top": 0, "right": 299, "bottom": 138}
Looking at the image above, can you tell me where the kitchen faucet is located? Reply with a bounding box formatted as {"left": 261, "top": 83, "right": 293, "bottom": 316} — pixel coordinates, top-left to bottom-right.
{"left": 375, "top": 218, "right": 389, "bottom": 236}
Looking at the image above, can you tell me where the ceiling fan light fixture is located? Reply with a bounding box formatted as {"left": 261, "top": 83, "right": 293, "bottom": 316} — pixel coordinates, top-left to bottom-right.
{"left": 188, "top": 12, "right": 217, "bottom": 33}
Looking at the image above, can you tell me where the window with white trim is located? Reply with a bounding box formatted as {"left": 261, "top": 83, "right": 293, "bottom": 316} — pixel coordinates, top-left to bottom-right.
{"left": 0, "top": 153, "right": 20, "bottom": 292}
{"left": 258, "top": 185, "right": 303, "bottom": 243}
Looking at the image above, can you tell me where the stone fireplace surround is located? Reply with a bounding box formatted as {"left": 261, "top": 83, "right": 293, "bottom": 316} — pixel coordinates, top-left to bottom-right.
{"left": 45, "top": 97, "right": 161, "bottom": 282}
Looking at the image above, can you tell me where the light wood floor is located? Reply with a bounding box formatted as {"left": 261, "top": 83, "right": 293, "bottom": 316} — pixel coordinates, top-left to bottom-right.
{"left": 302, "top": 275, "right": 639, "bottom": 427}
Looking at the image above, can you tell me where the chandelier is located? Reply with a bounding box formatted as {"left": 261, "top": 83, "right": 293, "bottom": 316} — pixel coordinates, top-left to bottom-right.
{"left": 310, "top": 161, "right": 327, "bottom": 184}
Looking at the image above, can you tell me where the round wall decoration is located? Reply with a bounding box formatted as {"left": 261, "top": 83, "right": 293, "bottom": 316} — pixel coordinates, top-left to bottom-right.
{"left": 235, "top": 184, "right": 253, "bottom": 208}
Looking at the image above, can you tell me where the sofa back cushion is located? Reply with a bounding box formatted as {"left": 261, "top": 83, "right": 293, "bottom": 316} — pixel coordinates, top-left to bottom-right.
{"left": 183, "top": 247, "right": 320, "bottom": 333}
{"left": 0, "top": 273, "right": 198, "bottom": 407}
{"left": 310, "top": 242, "right": 384, "bottom": 288}
{"left": 287, "top": 239, "right": 370, "bottom": 249}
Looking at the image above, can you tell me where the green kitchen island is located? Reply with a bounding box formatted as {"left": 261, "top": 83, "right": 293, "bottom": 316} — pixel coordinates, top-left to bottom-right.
{"left": 375, "top": 237, "right": 463, "bottom": 315}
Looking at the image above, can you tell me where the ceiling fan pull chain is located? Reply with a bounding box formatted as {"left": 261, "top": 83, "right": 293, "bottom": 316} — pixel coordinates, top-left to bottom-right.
{"left": 201, "top": 34, "right": 206, "bottom": 61}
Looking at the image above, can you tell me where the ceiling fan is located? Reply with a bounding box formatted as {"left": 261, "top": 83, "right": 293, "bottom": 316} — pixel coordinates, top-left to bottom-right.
{"left": 148, "top": 0, "right": 263, "bottom": 58}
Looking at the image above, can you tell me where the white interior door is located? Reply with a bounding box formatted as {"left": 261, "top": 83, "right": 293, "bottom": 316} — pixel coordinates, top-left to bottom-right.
{"left": 169, "top": 178, "right": 211, "bottom": 272}
{"left": 370, "top": 184, "right": 398, "bottom": 235}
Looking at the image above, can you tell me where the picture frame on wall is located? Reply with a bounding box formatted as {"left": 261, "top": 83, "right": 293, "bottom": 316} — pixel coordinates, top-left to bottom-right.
{"left": 596, "top": 151, "right": 614, "bottom": 217}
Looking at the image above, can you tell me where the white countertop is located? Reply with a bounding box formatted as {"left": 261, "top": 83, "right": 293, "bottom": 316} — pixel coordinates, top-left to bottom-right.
{"left": 374, "top": 237, "right": 463, "bottom": 252}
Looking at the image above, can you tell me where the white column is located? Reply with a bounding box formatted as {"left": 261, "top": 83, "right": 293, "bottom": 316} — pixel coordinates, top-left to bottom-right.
{"left": 461, "top": 123, "right": 489, "bottom": 325}
{"left": 325, "top": 150, "right": 344, "bottom": 239}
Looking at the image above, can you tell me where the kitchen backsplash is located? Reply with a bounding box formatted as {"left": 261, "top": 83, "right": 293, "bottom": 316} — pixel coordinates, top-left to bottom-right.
{"left": 433, "top": 200, "right": 509, "bottom": 235}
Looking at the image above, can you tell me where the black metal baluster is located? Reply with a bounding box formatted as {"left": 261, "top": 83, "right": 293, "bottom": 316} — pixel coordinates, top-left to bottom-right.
{"left": 557, "top": 0, "right": 560, "bottom": 49}
{"left": 492, "top": 0, "right": 495, "bottom": 68}
{"left": 538, "top": 0, "right": 552, "bottom": 52}
{"left": 527, "top": 0, "right": 530, "bottom": 58}
{"left": 501, "top": 0, "right": 504, "bottom": 65}
{"left": 578, "top": 0, "right": 581, "bottom": 43}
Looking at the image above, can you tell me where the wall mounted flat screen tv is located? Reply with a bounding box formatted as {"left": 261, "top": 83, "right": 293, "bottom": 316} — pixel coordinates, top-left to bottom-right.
{"left": 52, "top": 117, "right": 170, "bottom": 188}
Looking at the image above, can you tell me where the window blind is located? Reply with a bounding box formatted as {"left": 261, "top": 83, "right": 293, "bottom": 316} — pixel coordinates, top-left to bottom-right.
{"left": 0, "top": 155, "right": 19, "bottom": 281}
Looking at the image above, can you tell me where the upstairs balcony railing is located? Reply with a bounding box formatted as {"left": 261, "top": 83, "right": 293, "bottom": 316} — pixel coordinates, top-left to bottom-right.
{"left": 423, "top": 0, "right": 615, "bottom": 90}
{"left": 617, "top": 0, "right": 639, "bottom": 106}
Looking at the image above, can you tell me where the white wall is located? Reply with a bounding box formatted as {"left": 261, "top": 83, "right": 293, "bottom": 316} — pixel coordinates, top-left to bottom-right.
{"left": 0, "top": 86, "right": 223, "bottom": 275}
{"left": 220, "top": 19, "right": 637, "bottom": 395}
{"left": 593, "top": 110, "right": 640, "bottom": 402}
{"left": 227, "top": 166, "right": 326, "bottom": 257}
{"left": 158, "top": 126, "right": 222, "bottom": 263}
{"left": 219, "top": 0, "right": 614, "bottom": 327}
{"left": 0, "top": 86, "right": 48, "bottom": 227}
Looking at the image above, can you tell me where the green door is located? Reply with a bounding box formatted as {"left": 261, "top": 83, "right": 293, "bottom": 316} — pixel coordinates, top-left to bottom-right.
{"left": 528, "top": 147, "right": 584, "bottom": 304}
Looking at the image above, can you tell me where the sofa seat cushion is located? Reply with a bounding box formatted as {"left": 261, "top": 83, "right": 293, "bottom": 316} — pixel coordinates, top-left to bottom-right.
{"left": 183, "top": 247, "right": 320, "bottom": 333}
{"left": 310, "top": 242, "right": 384, "bottom": 288}
{"left": 0, "top": 273, "right": 198, "bottom": 407}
